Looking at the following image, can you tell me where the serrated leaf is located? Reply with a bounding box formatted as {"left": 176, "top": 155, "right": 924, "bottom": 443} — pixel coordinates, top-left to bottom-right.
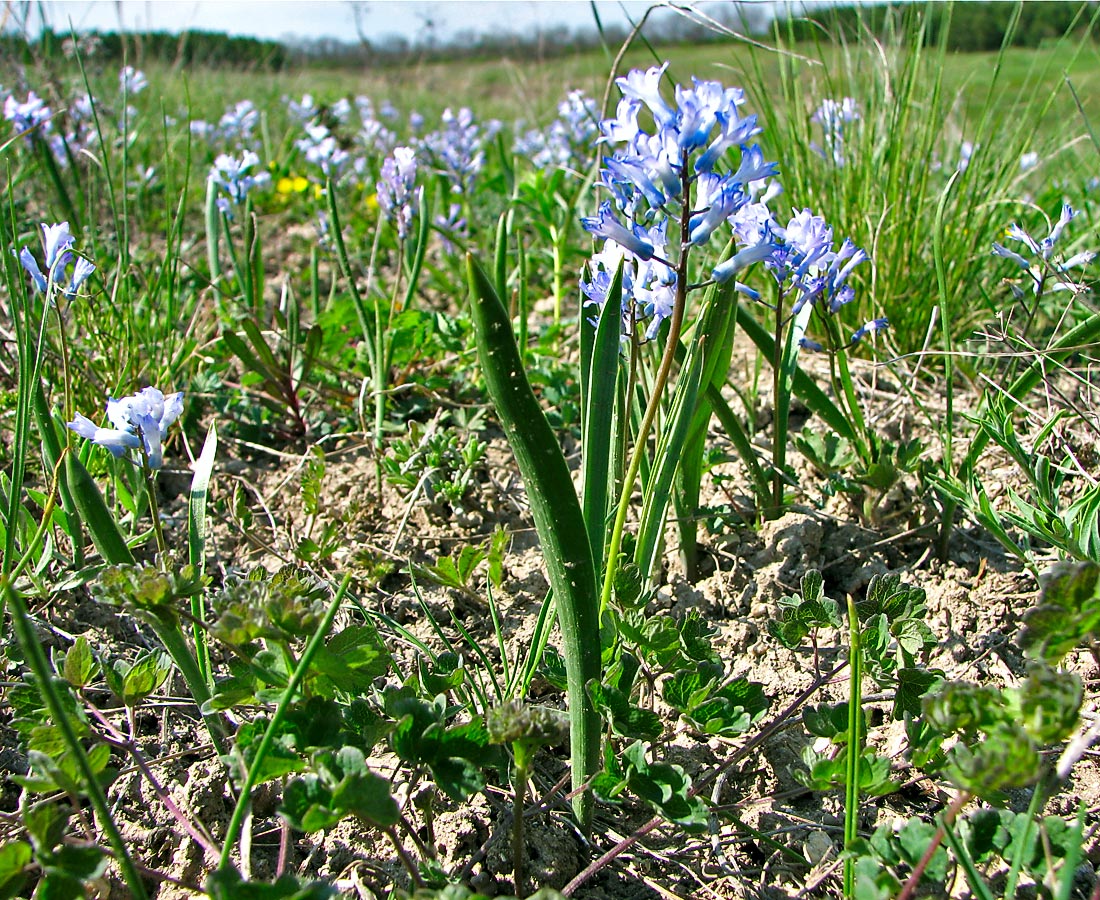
{"left": 311, "top": 625, "right": 389, "bottom": 693}
{"left": 803, "top": 702, "right": 859, "bottom": 742}
{"left": 895, "top": 817, "right": 948, "bottom": 882}
{"left": 428, "top": 755, "right": 485, "bottom": 802}
{"left": 119, "top": 653, "right": 171, "bottom": 706}
{"left": 893, "top": 667, "right": 944, "bottom": 720}
{"left": 331, "top": 770, "right": 400, "bottom": 827}
{"left": 588, "top": 682, "right": 662, "bottom": 741}
{"left": 662, "top": 664, "right": 724, "bottom": 714}
{"left": 61, "top": 638, "right": 94, "bottom": 688}
{"left": 281, "top": 776, "right": 341, "bottom": 832}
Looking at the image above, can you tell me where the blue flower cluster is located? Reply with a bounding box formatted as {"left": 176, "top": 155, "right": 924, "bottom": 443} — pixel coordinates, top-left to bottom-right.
{"left": 811, "top": 97, "right": 859, "bottom": 167}
{"left": 18, "top": 222, "right": 96, "bottom": 297}
{"left": 514, "top": 89, "right": 599, "bottom": 174}
{"left": 68, "top": 387, "right": 183, "bottom": 470}
{"left": 579, "top": 63, "right": 778, "bottom": 337}
{"left": 209, "top": 151, "right": 271, "bottom": 215}
{"left": 377, "top": 147, "right": 419, "bottom": 239}
{"left": 992, "top": 203, "right": 1095, "bottom": 295}
{"left": 422, "top": 107, "right": 502, "bottom": 195}
{"left": 580, "top": 64, "right": 878, "bottom": 347}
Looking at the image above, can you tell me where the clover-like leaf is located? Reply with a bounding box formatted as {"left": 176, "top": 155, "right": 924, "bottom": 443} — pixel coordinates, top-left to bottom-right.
{"left": 588, "top": 682, "right": 662, "bottom": 742}
{"left": 1022, "top": 560, "right": 1100, "bottom": 663}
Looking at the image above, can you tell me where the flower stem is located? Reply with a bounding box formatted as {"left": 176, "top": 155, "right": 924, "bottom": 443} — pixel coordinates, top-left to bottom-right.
{"left": 139, "top": 454, "right": 168, "bottom": 561}
{"left": 511, "top": 742, "right": 531, "bottom": 895}
{"left": 598, "top": 156, "right": 692, "bottom": 617}
{"left": 771, "top": 281, "right": 785, "bottom": 515}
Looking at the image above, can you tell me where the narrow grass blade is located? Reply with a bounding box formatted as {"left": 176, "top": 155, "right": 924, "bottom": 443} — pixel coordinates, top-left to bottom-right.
{"left": 581, "top": 262, "right": 624, "bottom": 569}
{"left": 65, "top": 453, "right": 135, "bottom": 566}
{"left": 736, "top": 303, "right": 856, "bottom": 440}
{"left": 189, "top": 422, "right": 217, "bottom": 685}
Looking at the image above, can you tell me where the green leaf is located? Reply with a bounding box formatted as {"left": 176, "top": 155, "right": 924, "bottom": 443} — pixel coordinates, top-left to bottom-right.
{"left": 61, "top": 638, "right": 94, "bottom": 688}
{"left": 0, "top": 841, "right": 30, "bottom": 900}
{"left": 65, "top": 454, "right": 134, "bottom": 565}
{"left": 895, "top": 818, "right": 948, "bottom": 882}
{"left": 662, "top": 663, "right": 724, "bottom": 714}
{"left": 234, "top": 719, "right": 306, "bottom": 785}
{"left": 893, "top": 667, "right": 944, "bottom": 720}
{"left": 24, "top": 804, "right": 68, "bottom": 854}
{"left": 36, "top": 871, "right": 84, "bottom": 900}
{"left": 1013, "top": 664, "right": 1082, "bottom": 745}
{"left": 803, "top": 702, "right": 860, "bottom": 742}
{"left": 963, "top": 808, "right": 1009, "bottom": 862}
{"left": 467, "top": 255, "right": 601, "bottom": 824}
{"left": 588, "top": 682, "right": 663, "bottom": 742}
{"left": 310, "top": 624, "right": 389, "bottom": 693}
{"left": 330, "top": 769, "right": 399, "bottom": 827}
{"left": 621, "top": 741, "right": 709, "bottom": 830}
{"left": 51, "top": 844, "right": 108, "bottom": 880}
{"left": 428, "top": 755, "right": 485, "bottom": 802}
{"left": 207, "top": 865, "right": 336, "bottom": 900}
{"left": 1021, "top": 560, "right": 1100, "bottom": 663}
{"left": 281, "top": 775, "right": 342, "bottom": 832}
{"left": 118, "top": 653, "right": 171, "bottom": 706}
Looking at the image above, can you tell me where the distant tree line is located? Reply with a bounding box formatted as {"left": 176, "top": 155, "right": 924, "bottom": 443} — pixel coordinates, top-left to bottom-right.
{"left": 0, "top": 28, "right": 291, "bottom": 71}
{"left": 0, "top": 2, "right": 1096, "bottom": 73}
{"left": 774, "top": 1, "right": 1098, "bottom": 52}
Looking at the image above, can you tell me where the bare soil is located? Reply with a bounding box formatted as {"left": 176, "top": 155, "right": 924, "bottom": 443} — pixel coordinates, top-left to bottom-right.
{"left": 5, "top": 338, "right": 1099, "bottom": 900}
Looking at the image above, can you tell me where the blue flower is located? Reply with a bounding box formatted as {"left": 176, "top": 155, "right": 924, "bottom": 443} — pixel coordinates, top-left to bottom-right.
{"left": 67, "top": 413, "right": 141, "bottom": 457}
{"left": 767, "top": 209, "right": 868, "bottom": 313}
{"left": 42, "top": 222, "right": 74, "bottom": 269}
{"left": 18, "top": 248, "right": 47, "bottom": 292}
{"left": 712, "top": 240, "right": 776, "bottom": 283}
{"left": 119, "top": 66, "right": 148, "bottom": 95}
{"left": 581, "top": 202, "right": 655, "bottom": 260}
{"left": 851, "top": 318, "right": 889, "bottom": 344}
{"left": 67, "top": 256, "right": 96, "bottom": 295}
{"left": 695, "top": 108, "right": 761, "bottom": 174}
{"left": 810, "top": 98, "right": 860, "bottom": 167}
{"left": 3, "top": 91, "right": 52, "bottom": 140}
{"left": 377, "top": 146, "right": 419, "bottom": 239}
{"left": 70, "top": 387, "right": 184, "bottom": 470}
{"left": 209, "top": 151, "right": 270, "bottom": 214}
{"left": 16, "top": 222, "right": 94, "bottom": 296}
{"left": 992, "top": 241, "right": 1031, "bottom": 270}
{"left": 615, "top": 63, "right": 675, "bottom": 128}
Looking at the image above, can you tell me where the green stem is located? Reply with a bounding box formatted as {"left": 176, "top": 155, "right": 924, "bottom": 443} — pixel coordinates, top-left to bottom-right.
{"left": 512, "top": 742, "right": 530, "bottom": 895}
{"left": 154, "top": 616, "right": 228, "bottom": 757}
{"left": 843, "top": 594, "right": 863, "bottom": 898}
{"left": 771, "top": 282, "right": 786, "bottom": 515}
{"left": 3, "top": 579, "right": 149, "bottom": 900}
{"left": 139, "top": 455, "right": 168, "bottom": 561}
{"left": 218, "top": 575, "right": 351, "bottom": 870}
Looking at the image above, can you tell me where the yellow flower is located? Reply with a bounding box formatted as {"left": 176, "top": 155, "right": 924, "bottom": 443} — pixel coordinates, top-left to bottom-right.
{"left": 276, "top": 175, "right": 310, "bottom": 195}
{"left": 365, "top": 193, "right": 379, "bottom": 211}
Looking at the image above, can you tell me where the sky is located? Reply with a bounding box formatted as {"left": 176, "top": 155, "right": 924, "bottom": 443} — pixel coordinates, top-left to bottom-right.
{"left": 23, "top": 1, "right": 673, "bottom": 45}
